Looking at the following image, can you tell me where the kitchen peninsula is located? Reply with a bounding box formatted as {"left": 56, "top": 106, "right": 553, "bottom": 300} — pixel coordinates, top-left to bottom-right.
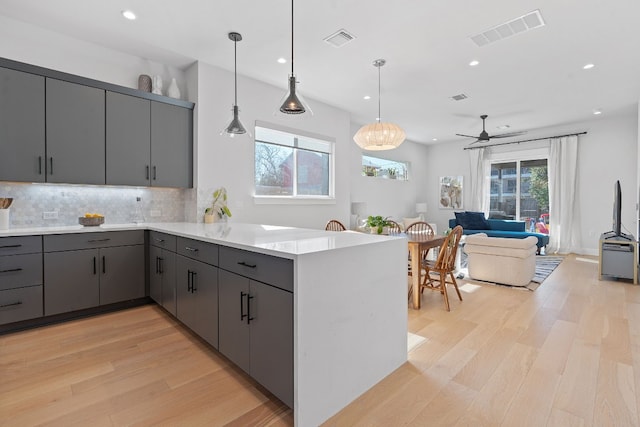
{"left": 0, "top": 222, "right": 408, "bottom": 426}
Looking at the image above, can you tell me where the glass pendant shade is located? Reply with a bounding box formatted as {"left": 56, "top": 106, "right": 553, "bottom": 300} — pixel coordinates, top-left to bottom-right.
{"left": 353, "top": 58, "right": 405, "bottom": 150}
{"left": 224, "top": 105, "right": 247, "bottom": 135}
{"left": 353, "top": 121, "right": 406, "bottom": 150}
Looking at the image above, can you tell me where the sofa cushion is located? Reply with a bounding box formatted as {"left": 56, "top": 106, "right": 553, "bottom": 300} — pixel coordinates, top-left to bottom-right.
{"left": 454, "top": 211, "right": 489, "bottom": 230}
{"left": 402, "top": 217, "right": 422, "bottom": 230}
{"left": 487, "top": 219, "right": 525, "bottom": 232}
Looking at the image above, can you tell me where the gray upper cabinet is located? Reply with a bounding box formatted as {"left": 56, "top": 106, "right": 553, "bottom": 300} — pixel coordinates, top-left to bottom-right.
{"left": 106, "top": 92, "right": 151, "bottom": 186}
{"left": 0, "top": 67, "right": 46, "bottom": 183}
{"left": 46, "top": 78, "right": 105, "bottom": 185}
{"left": 151, "top": 102, "right": 193, "bottom": 188}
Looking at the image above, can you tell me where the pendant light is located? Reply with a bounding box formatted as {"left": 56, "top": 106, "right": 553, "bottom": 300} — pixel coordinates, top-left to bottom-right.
{"left": 221, "top": 31, "right": 249, "bottom": 137}
{"left": 278, "top": 0, "right": 312, "bottom": 115}
{"left": 353, "top": 59, "right": 405, "bottom": 150}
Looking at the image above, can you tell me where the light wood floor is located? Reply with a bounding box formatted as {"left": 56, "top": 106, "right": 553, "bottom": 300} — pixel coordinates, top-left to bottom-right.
{"left": 2, "top": 254, "right": 639, "bottom": 426}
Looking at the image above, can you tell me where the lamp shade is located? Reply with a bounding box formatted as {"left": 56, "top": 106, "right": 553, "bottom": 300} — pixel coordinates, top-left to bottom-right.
{"left": 415, "top": 202, "right": 428, "bottom": 213}
{"left": 353, "top": 122, "right": 406, "bottom": 151}
{"left": 351, "top": 202, "right": 367, "bottom": 217}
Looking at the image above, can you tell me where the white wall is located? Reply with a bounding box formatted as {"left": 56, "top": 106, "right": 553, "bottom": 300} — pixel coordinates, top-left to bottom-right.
{"left": 424, "top": 109, "right": 639, "bottom": 255}
{"left": 193, "top": 62, "right": 352, "bottom": 229}
{"left": 349, "top": 125, "right": 430, "bottom": 225}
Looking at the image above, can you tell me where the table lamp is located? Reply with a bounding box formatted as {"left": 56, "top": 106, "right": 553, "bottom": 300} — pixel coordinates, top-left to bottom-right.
{"left": 415, "top": 202, "right": 427, "bottom": 221}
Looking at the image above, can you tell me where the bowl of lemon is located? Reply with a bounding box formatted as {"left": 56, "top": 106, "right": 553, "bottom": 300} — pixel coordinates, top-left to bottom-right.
{"left": 79, "top": 213, "right": 104, "bottom": 226}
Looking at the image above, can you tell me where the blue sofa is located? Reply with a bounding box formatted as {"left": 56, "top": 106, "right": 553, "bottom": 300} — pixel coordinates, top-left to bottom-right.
{"left": 449, "top": 214, "right": 549, "bottom": 253}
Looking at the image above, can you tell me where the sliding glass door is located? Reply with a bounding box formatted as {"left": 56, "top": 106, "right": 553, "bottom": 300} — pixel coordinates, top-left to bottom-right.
{"left": 489, "top": 158, "right": 549, "bottom": 233}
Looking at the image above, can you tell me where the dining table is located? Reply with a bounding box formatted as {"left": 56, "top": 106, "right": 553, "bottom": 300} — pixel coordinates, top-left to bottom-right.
{"left": 406, "top": 232, "right": 446, "bottom": 309}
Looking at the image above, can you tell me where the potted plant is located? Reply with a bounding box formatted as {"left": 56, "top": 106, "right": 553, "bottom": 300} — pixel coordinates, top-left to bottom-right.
{"left": 204, "top": 187, "right": 232, "bottom": 223}
{"left": 366, "top": 215, "right": 390, "bottom": 234}
{"left": 387, "top": 168, "right": 397, "bottom": 179}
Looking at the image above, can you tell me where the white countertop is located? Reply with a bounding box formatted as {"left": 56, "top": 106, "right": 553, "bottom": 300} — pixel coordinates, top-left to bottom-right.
{"left": 0, "top": 222, "right": 401, "bottom": 259}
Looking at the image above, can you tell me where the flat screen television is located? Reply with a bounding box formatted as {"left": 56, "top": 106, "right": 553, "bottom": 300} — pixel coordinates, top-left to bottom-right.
{"left": 613, "top": 180, "right": 622, "bottom": 236}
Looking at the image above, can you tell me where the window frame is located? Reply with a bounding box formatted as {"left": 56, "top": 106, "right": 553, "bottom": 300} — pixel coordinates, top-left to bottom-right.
{"left": 253, "top": 121, "right": 335, "bottom": 205}
{"left": 361, "top": 154, "right": 409, "bottom": 181}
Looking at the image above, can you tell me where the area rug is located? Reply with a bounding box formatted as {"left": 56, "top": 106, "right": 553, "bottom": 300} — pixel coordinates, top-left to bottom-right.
{"left": 459, "top": 253, "right": 564, "bottom": 291}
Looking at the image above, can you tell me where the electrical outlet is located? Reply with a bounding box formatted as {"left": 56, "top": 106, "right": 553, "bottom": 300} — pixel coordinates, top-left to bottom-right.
{"left": 150, "top": 210, "right": 161, "bottom": 217}
{"left": 43, "top": 211, "right": 58, "bottom": 219}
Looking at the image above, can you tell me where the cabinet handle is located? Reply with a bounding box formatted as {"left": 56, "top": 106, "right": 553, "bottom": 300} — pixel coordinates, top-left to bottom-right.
{"left": 102, "top": 256, "right": 106, "bottom": 274}
{"left": 49, "top": 157, "right": 53, "bottom": 175}
{"left": 153, "top": 166, "right": 157, "bottom": 180}
{"left": 38, "top": 156, "right": 42, "bottom": 175}
{"left": 0, "top": 301, "right": 22, "bottom": 309}
{"left": 247, "top": 294, "right": 255, "bottom": 325}
{"left": 93, "top": 256, "right": 97, "bottom": 275}
{"left": 0, "top": 268, "right": 23, "bottom": 274}
{"left": 155, "top": 256, "right": 160, "bottom": 274}
{"left": 159, "top": 257, "right": 164, "bottom": 274}
{"left": 0, "top": 244, "right": 22, "bottom": 249}
{"left": 154, "top": 238, "right": 165, "bottom": 243}
{"left": 191, "top": 271, "right": 197, "bottom": 293}
{"left": 187, "top": 270, "right": 192, "bottom": 292}
{"left": 237, "top": 261, "right": 257, "bottom": 269}
{"left": 146, "top": 165, "right": 150, "bottom": 180}
{"left": 88, "top": 238, "right": 111, "bottom": 243}
{"left": 240, "top": 291, "right": 247, "bottom": 321}
{"left": 185, "top": 247, "right": 199, "bottom": 253}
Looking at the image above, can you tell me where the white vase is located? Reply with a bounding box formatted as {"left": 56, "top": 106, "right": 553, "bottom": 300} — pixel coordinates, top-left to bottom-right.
{"left": 167, "top": 78, "right": 180, "bottom": 99}
{"left": 152, "top": 75, "right": 163, "bottom": 95}
{"left": 0, "top": 209, "right": 9, "bottom": 230}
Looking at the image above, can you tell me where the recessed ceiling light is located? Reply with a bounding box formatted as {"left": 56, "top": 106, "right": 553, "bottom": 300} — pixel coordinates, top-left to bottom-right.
{"left": 469, "top": 60, "right": 480, "bottom": 67}
{"left": 593, "top": 109, "right": 602, "bottom": 115}
{"left": 583, "top": 63, "right": 595, "bottom": 70}
{"left": 121, "top": 10, "right": 136, "bottom": 20}
{"left": 496, "top": 124, "right": 510, "bottom": 130}
{"left": 432, "top": 138, "right": 438, "bottom": 141}
{"left": 277, "top": 57, "right": 287, "bottom": 64}
{"left": 363, "top": 95, "right": 371, "bottom": 100}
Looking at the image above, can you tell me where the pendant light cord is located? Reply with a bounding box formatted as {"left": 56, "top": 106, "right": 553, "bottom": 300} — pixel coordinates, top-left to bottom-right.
{"left": 290, "top": 0, "right": 294, "bottom": 75}
{"left": 377, "top": 63, "right": 381, "bottom": 123}
{"left": 234, "top": 39, "right": 238, "bottom": 105}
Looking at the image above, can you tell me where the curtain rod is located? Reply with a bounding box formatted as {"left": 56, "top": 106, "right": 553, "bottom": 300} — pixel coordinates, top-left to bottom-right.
{"left": 463, "top": 131, "right": 587, "bottom": 150}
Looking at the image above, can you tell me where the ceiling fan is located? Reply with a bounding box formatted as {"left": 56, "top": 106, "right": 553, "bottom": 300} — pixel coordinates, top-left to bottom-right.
{"left": 456, "top": 114, "right": 525, "bottom": 144}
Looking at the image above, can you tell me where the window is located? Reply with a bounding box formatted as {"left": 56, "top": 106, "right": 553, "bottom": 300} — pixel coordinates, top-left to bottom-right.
{"left": 489, "top": 158, "right": 548, "bottom": 229}
{"left": 254, "top": 124, "right": 334, "bottom": 199}
{"left": 361, "top": 155, "right": 408, "bottom": 181}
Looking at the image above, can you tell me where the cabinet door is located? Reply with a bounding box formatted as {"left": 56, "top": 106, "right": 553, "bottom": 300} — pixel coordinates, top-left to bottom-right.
{"left": 191, "top": 262, "right": 219, "bottom": 348}
{"left": 44, "top": 249, "right": 99, "bottom": 316}
{"left": 46, "top": 78, "right": 105, "bottom": 185}
{"left": 0, "top": 67, "right": 45, "bottom": 182}
{"left": 176, "top": 255, "right": 197, "bottom": 331}
{"left": 218, "top": 269, "right": 250, "bottom": 373}
{"left": 99, "top": 245, "right": 145, "bottom": 305}
{"left": 249, "top": 280, "right": 293, "bottom": 408}
{"left": 106, "top": 92, "right": 151, "bottom": 186}
{"left": 160, "top": 250, "right": 177, "bottom": 316}
{"left": 149, "top": 245, "right": 163, "bottom": 304}
{"left": 151, "top": 102, "right": 192, "bottom": 188}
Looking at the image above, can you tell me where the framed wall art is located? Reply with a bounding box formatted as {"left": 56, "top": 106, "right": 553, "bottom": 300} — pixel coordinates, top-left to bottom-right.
{"left": 439, "top": 176, "right": 463, "bottom": 209}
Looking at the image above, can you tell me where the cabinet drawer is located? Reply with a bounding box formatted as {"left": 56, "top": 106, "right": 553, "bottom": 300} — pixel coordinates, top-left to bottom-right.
{"left": 0, "top": 236, "right": 42, "bottom": 255}
{"left": 44, "top": 230, "right": 144, "bottom": 252}
{"left": 219, "top": 246, "right": 293, "bottom": 292}
{"left": 0, "top": 253, "right": 43, "bottom": 291}
{"left": 176, "top": 237, "right": 218, "bottom": 265}
{"left": 149, "top": 231, "right": 177, "bottom": 251}
{"left": 0, "top": 285, "right": 43, "bottom": 325}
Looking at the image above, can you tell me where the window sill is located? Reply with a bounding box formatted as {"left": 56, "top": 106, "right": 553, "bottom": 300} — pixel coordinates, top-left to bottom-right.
{"left": 253, "top": 196, "right": 336, "bottom": 205}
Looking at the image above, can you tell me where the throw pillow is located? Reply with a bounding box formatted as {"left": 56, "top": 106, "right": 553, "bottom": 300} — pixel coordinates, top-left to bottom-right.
{"left": 456, "top": 211, "right": 489, "bottom": 230}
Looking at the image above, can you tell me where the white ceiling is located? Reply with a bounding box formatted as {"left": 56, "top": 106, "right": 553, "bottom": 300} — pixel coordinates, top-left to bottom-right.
{"left": 2, "top": 0, "right": 639, "bottom": 144}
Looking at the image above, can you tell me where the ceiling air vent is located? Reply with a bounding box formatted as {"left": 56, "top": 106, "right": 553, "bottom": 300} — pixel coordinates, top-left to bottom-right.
{"left": 470, "top": 9, "right": 545, "bottom": 47}
{"left": 451, "top": 94, "right": 468, "bottom": 101}
{"left": 323, "top": 29, "right": 356, "bottom": 48}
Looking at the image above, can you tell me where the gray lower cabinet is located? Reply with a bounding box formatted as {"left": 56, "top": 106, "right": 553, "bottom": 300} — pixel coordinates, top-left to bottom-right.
{"left": 218, "top": 248, "right": 294, "bottom": 408}
{"left": 149, "top": 245, "right": 177, "bottom": 316}
{"left": 44, "top": 231, "right": 144, "bottom": 316}
{"left": 0, "top": 67, "right": 46, "bottom": 183}
{"left": 176, "top": 255, "right": 218, "bottom": 348}
{"left": 0, "top": 235, "right": 43, "bottom": 325}
{"left": 45, "top": 78, "right": 105, "bottom": 185}
{"left": 151, "top": 102, "right": 193, "bottom": 188}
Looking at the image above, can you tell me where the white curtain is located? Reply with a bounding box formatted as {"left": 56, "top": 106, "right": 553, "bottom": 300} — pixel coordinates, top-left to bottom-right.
{"left": 548, "top": 135, "right": 581, "bottom": 253}
{"left": 468, "top": 147, "right": 489, "bottom": 214}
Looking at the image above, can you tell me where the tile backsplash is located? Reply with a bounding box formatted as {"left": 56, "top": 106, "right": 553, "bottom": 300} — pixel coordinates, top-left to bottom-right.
{"left": 0, "top": 182, "right": 192, "bottom": 227}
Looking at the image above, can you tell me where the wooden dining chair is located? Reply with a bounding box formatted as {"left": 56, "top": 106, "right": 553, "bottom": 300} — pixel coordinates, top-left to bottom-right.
{"left": 325, "top": 219, "right": 347, "bottom": 231}
{"left": 405, "top": 221, "right": 435, "bottom": 261}
{"left": 385, "top": 220, "right": 402, "bottom": 235}
{"left": 420, "top": 225, "right": 463, "bottom": 311}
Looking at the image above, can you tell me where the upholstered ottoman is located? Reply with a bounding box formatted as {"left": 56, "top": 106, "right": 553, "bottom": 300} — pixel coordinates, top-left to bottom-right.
{"left": 463, "top": 233, "right": 537, "bottom": 287}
